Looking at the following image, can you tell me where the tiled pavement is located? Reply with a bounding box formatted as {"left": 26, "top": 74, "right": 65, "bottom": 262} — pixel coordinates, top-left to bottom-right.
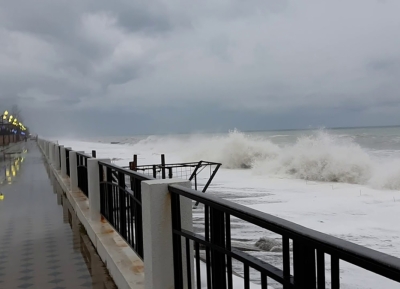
{"left": 0, "top": 142, "right": 112, "bottom": 289}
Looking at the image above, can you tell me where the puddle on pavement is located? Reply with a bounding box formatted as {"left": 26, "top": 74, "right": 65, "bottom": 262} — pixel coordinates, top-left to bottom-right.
{"left": 0, "top": 150, "right": 28, "bottom": 185}
{"left": 50, "top": 169, "right": 117, "bottom": 289}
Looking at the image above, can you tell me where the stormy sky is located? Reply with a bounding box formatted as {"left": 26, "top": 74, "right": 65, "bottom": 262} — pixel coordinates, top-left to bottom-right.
{"left": 1, "top": 0, "right": 400, "bottom": 136}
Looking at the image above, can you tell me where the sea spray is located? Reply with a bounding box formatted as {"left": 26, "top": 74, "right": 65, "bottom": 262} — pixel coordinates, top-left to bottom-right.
{"left": 190, "top": 129, "right": 280, "bottom": 169}
{"left": 369, "top": 160, "right": 400, "bottom": 190}
{"left": 117, "top": 129, "right": 400, "bottom": 190}
{"left": 253, "top": 131, "right": 373, "bottom": 184}
{"left": 191, "top": 130, "right": 373, "bottom": 184}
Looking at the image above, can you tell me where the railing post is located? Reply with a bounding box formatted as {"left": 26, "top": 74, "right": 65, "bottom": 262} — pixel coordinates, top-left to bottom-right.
{"left": 49, "top": 143, "right": 55, "bottom": 165}
{"left": 161, "top": 154, "right": 166, "bottom": 179}
{"left": 118, "top": 171, "right": 127, "bottom": 238}
{"left": 133, "top": 154, "right": 138, "bottom": 170}
{"left": 48, "top": 142, "right": 52, "bottom": 163}
{"left": 60, "top": 146, "right": 66, "bottom": 176}
{"left": 47, "top": 142, "right": 50, "bottom": 160}
{"left": 65, "top": 147, "right": 71, "bottom": 176}
{"left": 69, "top": 151, "right": 79, "bottom": 192}
{"left": 141, "top": 179, "right": 193, "bottom": 289}
{"left": 55, "top": 145, "right": 62, "bottom": 170}
{"left": 53, "top": 143, "right": 58, "bottom": 169}
{"left": 52, "top": 143, "right": 56, "bottom": 166}
{"left": 87, "top": 158, "right": 111, "bottom": 221}
{"left": 293, "top": 240, "right": 317, "bottom": 288}
{"left": 210, "top": 207, "right": 227, "bottom": 289}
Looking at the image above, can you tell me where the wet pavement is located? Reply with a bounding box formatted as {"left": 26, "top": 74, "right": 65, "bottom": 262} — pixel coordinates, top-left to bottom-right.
{"left": 0, "top": 142, "right": 116, "bottom": 289}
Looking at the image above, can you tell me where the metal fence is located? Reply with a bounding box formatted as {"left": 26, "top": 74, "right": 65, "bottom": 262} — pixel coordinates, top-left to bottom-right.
{"left": 169, "top": 184, "right": 400, "bottom": 289}
{"left": 98, "top": 161, "right": 153, "bottom": 259}
{"left": 76, "top": 152, "right": 91, "bottom": 197}
{"left": 132, "top": 160, "right": 220, "bottom": 192}
{"left": 65, "top": 148, "right": 71, "bottom": 177}
{"left": 124, "top": 156, "right": 221, "bottom": 208}
{"left": 58, "top": 146, "right": 61, "bottom": 166}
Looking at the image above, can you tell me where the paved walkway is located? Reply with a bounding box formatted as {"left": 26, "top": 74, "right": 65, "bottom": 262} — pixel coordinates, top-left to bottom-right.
{"left": 0, "top": 142, "right": 110, "bottom": 289}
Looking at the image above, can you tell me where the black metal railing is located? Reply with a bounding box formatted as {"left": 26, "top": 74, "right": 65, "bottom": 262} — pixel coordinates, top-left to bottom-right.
{"left": 98, "top": 161, "right": 153, "bottom": 259}
{"left": 169, "top": 185, "right": 400, "bottom": 289}
{"left": 124, "top": 157, "right": 220, "bottom": 207}
{"left": 133, "top": 161, "right": 220, "bottom": 192}
{"left": 76, "top": 152, "right": 91, "bottom": 197}
{"left": 58, "top": 145, "right": 61, "bottom": 166}
{"left": 65, "top": 148, "right": 71, "bottom": 177}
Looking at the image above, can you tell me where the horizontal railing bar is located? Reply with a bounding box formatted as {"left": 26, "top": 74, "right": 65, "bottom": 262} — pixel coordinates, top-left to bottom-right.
{"left": 99, "top": 161, "right": 155, "bottom": 181}
{"left": 137, "top": 165, "right": 197, "bottom": 169}
{"left": 169, "top": 184, "right": 400, "bottom": 282}
{"left": 176, "top": 229, "right": 294, "bottom": 287}
{"left": 232, "top": 248, "right": 295, "bottom": 287}
{"left": 137, "top": 163, "right": 198, "bottom": 167}
{"left": 123, "top": 164, "right": 197, "bottom": 170}
{"left": 76, "top": 152, "right": 92, "bottom": 158}
{"left": 138, "top": 160, "right": 220, "bottom": 167}
{"left": 123, "top": 161, "right": 221, "bottom": 169}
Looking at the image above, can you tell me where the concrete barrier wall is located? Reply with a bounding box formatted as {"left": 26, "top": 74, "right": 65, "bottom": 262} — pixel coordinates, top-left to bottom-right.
{"left": 37, "top": 139, "right": 192, "bottom": 289}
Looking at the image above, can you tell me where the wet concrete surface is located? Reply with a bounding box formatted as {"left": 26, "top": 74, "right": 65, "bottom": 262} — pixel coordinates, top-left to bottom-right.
{"left": 0, "top": 142, "right": 116, "bottom": 289}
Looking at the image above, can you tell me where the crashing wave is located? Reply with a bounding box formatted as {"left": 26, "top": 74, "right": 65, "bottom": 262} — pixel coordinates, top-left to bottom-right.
{"left": 121, "top": 129, "right": 400, "bottom": 190}
{"left": 194, "top": 129, "right": 399, "bottom": 190}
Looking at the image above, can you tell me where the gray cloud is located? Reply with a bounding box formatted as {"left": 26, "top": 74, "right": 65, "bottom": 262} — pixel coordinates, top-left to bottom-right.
{"left": 0, "top": 0, "right": 400, "bottom": 136}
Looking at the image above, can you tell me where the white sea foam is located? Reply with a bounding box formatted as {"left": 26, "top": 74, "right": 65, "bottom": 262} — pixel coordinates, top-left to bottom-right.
{"left": 253, "top": 132, "right": 373, "bottom": 185}
{"left": 153, "top": 129, "right": 399, "bottom": 190}
{"left": 60, "top": 129, "right": 400, "bottom": 190}
{"left": 189, "top": 129, "right": 281, "bottom": 169}
{"left": 370, "top": 160, "right": 400, "bottom": 190}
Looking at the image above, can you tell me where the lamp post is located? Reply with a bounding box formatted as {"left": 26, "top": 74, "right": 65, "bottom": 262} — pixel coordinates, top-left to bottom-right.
{"left": 8, "top": 115, "right": 13, "bottom": 144}
{"left": 1, "top": 110, "right": 9, "bottom": 146}
{"left": 12, "top": 118, "right": 18, "bottom": 142}
{"left": 7, "top": 115, "right": 15, "bottom": 144}
{"left": 19, "top": 123, "right": 26, "bottom": 142}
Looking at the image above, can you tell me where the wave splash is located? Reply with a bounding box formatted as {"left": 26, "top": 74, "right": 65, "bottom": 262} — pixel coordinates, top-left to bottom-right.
{"left": 191, "top": 129, "right": 281, "bottom": 169}
{"left": 254, "top": 132, "right": 373, "bottom": 184}
{"left": 192, "top": 129, "right": 400, "bottom": 190}
{"left": 126, "top": 129, "right": 400, "bottom": 190}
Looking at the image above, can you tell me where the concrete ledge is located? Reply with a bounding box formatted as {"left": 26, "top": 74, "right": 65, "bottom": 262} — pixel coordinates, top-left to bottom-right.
{"left": 43, "top": 151, "right": 144, "bottom": 289}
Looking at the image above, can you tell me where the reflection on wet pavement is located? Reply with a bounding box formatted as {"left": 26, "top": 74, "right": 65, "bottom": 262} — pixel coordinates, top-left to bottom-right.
{"left": 0, "top": 145, "right": 27, "bottom": 186}
{"left": 0, "top": 142, "right": 116, "bottom": 289}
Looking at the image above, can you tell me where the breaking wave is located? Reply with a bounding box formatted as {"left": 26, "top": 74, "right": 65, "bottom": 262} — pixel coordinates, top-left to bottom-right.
{"left": 118, "top": 128, "right": 400, "bottom": 190}
{"left": 190, "top": 129, "right": 281, "bottom": 169}
{"left": 190, "top": 129, "right": 400, "bottom": 190}
{"left": 253, "top": 132, "right": 373, "bottom": 184}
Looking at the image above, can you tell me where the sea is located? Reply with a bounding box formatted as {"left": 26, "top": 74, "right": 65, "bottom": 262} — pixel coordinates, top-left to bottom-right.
{"left": 57, "top": 126, "right": 400, "bottom": 289}
{"left": 72, "top": 126, "right": 400, "bottom": 189}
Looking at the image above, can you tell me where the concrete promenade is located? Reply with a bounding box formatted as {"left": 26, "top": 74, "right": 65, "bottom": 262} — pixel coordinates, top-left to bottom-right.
{"left": 0, "top": 142, "right": 112, "bottom": 289}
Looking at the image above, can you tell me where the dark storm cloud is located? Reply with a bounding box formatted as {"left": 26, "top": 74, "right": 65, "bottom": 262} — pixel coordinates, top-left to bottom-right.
{"left": 1, "top": 0, "right": 400, "bottom": 136}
